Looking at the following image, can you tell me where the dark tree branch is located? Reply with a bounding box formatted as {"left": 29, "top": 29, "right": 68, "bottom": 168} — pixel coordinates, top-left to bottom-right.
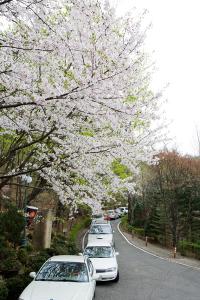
{"left": 1, "top": 45, "right": 53, "bottom": 52}
{"left": 0, "top": 0, "right": 13, "bottom": 5}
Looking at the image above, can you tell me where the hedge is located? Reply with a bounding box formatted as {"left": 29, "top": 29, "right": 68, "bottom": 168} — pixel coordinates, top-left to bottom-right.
{"left": 178, "top": 240, "right": 200, "bottom": 259}
{"left": 0, "top": 279, "right": 8, "bottom": 300}
{"left": 120, "top": 215, "right": 145, "bottom": 237}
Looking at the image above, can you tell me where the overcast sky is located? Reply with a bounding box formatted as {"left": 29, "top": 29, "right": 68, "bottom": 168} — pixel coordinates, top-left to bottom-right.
{"left": 112, "top": 0, "right": 200, "bottom": 156}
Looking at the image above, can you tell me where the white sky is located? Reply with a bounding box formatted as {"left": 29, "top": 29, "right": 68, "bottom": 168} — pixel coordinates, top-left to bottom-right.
{"left": 112, "top": 0, "right": 200, "bottom": 156}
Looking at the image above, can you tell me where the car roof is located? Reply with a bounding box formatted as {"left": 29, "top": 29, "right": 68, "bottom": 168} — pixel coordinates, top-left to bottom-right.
{"left": 86, "top": 240, "right": 112, "bottom": 247}
{"left": 91, "top": 219, "right": 110, "bottom": 224}
{"left": 91, "top": 222, "right": 111, "bottom": 226}
{"left": 48, "top": 255, "right": 85, "bottom": 263}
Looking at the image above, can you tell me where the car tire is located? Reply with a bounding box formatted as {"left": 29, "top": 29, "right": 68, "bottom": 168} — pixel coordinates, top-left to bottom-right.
{"left": 113, "top": 272, "right": 119, "bottom": 283}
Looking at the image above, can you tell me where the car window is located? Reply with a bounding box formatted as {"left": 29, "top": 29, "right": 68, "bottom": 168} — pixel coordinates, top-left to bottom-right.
{"left": 84, "top": 246, "right": 113, "bottom": 258}
{"left": 89, "top": 225, "right": 112, "bottom": 234}
{"left": 35, "top": 261, "right": 89, "bottom": 282}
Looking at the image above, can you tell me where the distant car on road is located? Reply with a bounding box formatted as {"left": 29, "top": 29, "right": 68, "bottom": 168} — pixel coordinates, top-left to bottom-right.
{"left": 91, "top": 219, "right": 110, "bottom": 225}
{"left": 84, "top": 240, "right": 119, "bottom": 282}
{"left": 88, "top": 223, "right": 114, "bottom": 246}
{"left": 91, "top": 212, "right": 104, "bottom": 223}
{"left": 116, "top": 207, "right": 128, "bottom": 217}
{"left": 18, "top": 255, "right": 98, "bottom": 300}
{"left": 106, "top": 209, "right": 118, "bottom": 220}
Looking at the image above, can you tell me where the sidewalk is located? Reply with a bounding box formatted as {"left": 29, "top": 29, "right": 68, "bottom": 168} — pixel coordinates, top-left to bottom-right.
{"left": 119, "top": 224, "right": 200, "bottom": 270}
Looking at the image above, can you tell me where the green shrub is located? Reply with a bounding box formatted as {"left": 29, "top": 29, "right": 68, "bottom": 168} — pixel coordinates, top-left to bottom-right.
{"left": 83, "top": 217, "right": 91, "bottom": 228}
{"left": 132, "top": 227, "right": 144, "bottom": 237}
{"left": 0, "top": 278, "right": 8, "bottom": 300}
{"left": 77, "top": 203, "right": 92, "bottom": 217}
{"left": 27, "top": 251, "right": 50, "bottom": 272}
{"left": 47, "top": 231, "right": 79, "bottom": 256}
{"left": 69, "top": 217, "right": 90, "bottom": 242}
{"left": 6, "top": 275, "right": 31, "bottom": 300}
{"left": 66, "top": 239, "right": 78, "bottom": 254}
{"left": 0, "top": 257, "right": 22, "bottom": 277}
{"left": 0, "top": 246, "right": 22, "bottom": 277}
{"left": 51, "top": 233, "right": 77, "bottom": 255}
{"left": 18, "top": 248, "right": 29, "bottom": 265}
{"left": 0, "top": 205, "right": 24, "bottom": 247}
{"left": 156, "top": 234, "right": 165, "bottom": 245}
{"left": 120, "top": 215, "right": 134, "bottom": 233}
{"left": 178, "top": 240, "right": 200, "bottom": 259}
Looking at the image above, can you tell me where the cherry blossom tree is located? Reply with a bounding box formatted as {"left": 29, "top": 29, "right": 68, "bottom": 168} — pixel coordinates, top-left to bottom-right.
{"left": 0, "top": 0, "right": 163, "bottom": 210}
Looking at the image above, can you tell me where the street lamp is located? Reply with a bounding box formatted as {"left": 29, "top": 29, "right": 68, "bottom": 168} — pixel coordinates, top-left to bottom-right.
{"left": 21, "top": 175, "right": 32, "bottom": 246}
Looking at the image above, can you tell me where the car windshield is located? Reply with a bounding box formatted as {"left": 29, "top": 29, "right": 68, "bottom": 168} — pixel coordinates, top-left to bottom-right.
{"left": 84, "top": 246, "right": 113, "bottom": 258}
{"left": 89, "top": 225, "right": 112, "bottom": 234}
{"left": 35, "top": 261, "right": 89, "bottom": 282}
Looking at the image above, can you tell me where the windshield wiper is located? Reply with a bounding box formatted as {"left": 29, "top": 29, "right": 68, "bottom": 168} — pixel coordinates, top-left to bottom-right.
{"left": 36, "top": 279, "right": 84, "bottom": 282}
{"left": 35, "top": 279, "right": 52, "bottom": 281}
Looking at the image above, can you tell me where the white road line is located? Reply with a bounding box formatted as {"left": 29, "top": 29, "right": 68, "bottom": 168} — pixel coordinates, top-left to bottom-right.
{"left": 82, "top": 230, "right": 88, "bottom": 251}
{"left": 117, "top": 222, "right": 200, "bottom": 272}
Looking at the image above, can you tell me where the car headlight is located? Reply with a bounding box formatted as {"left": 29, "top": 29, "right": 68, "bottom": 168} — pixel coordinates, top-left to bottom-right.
{"left": 106, "top": 267, "right": 117, "bottom": 272}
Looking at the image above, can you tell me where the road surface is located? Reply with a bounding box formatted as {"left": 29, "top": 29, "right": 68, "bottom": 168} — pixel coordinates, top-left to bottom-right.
{"left": 95, "top": 220, "right": 200, "bottom": 300}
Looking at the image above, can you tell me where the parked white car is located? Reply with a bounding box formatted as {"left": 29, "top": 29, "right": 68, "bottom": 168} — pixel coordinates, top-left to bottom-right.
{"left": 18, "top": 255, "right": 98, "bottom": 300}
{"left": 84, "top": 241, "right": 119, "bottom": 282}
{"left": 117, "top": 207, "right": 128, "bottom": 216}
{"left": 88, "top": 223, "right": 114, "bottom": 246}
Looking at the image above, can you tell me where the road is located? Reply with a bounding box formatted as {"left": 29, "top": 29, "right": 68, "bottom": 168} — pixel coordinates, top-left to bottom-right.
{"left": 95, "top": 220, "right": 200, "bottom": 300}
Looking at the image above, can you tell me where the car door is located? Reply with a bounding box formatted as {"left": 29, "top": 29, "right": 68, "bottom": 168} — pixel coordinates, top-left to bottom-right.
{"left": 86, "top": 258, "right": 96, "bottom": 299}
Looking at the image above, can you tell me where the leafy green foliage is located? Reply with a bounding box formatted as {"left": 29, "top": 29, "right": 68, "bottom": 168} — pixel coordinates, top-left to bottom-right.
{"left": 132, "top": 227, "right": 145, "bottom": 237}
{"left": 124, "top": 94, "right": 137, "bottom": 103}
{"left": 69, "top": 217, "right": 90, "bottom": 243}
{"left": 6, "top": 275, "right": 31, "bottom": 300}
{"left": 178, "top": 240, "right": 200, "bottom": 259}
{"left": 0, "top": 279, "right": 8, "bottom": 300}
{"left": 121, "top": 215, "right": 145, "bottom": 237}
{"left": 80, "top": 130, "right": 94, "bottom": 137}
{"left": 120, "top": 215, "right": 134, "bottom": 233}
{"left": 0, "top": 206, "right": 24, "bottom": 246}
{"left": 111, "top": 159, "right": 132, "bottom": 179}
{"left": 77, "top": 203, "right": 92, "bottom": 216}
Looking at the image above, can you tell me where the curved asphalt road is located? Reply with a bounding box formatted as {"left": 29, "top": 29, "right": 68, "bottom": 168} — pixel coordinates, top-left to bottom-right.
{"left": 95, "top": 220, "right": 200, "bottom": 300}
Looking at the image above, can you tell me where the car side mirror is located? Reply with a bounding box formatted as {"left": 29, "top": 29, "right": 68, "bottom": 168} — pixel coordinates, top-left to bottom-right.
{"left": 78, "top": 252, "right": 83, "bottom": 256}
{"left": 93, "top": 273, "right": 100, "bottom": 281}
{"left": 29, "top": 272, "right": 36, "bottom": 279}
{"left": 115, "top": 252, "right": 119, "bottom": 256}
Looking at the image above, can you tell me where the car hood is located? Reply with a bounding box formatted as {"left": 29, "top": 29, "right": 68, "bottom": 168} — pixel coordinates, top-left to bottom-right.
{"left": 19, "top": 281, "right": 91, "bottom": 300}
{"left": 88, "top": 234, "right": 113, "bottom": 244}
{"left": 89, "top": 257, "right": 117, "bottom": 270}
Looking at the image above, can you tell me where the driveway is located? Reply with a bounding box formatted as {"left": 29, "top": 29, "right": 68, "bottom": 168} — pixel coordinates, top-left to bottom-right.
{"left": 95, "top": 220, "right": 200, "bottom": 300}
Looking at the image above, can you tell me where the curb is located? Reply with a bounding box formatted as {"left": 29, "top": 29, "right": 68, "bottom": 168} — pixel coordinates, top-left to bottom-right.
{"left": 117, "top": 222, "right": 200, "bottom": 272}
